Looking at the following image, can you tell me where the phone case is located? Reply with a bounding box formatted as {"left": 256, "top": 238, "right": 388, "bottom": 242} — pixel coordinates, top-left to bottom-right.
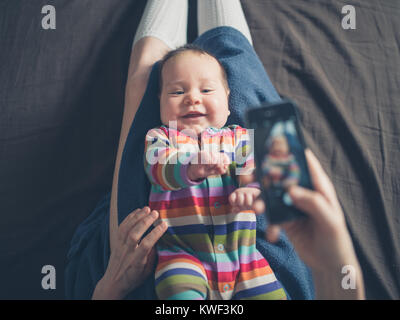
{"left": 246, "top": 99, "right": 313, "bottom": 223}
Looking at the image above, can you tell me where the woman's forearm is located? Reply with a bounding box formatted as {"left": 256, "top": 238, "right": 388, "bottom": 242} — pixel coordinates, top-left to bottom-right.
{"left": 311, "top": 231, "right": 365, "bottom": 301}
{"left": 312, "top": 262, "right": 365, "bottom": 300}
{"left": 92, "top": 275, "right": 125, "bottom": 300}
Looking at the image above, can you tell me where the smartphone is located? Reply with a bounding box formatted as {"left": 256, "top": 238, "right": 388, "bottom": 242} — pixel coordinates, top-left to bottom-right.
{"left": 246, "top": 99, "right": 313, "bottom": 224}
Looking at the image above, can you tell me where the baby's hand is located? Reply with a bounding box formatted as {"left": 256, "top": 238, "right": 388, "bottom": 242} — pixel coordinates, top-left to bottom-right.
{"left": 187, "top": 151, "right": 231, "bottom": 181}
{"left": 229, "top": 187, "right": 261, "bottom": 213}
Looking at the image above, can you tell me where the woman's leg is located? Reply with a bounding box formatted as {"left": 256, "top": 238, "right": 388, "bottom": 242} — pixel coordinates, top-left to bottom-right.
{"left": 197, "top": 0, "right": 252, "bottom": 45}
{"left": 192, "top": 27, "right": 281, "bottom": 126}
{"left": 132, "top": 0, "right": 188, "bottom": 51}
{"left": 109, "top": 0, "right": 188, "bottom": 253}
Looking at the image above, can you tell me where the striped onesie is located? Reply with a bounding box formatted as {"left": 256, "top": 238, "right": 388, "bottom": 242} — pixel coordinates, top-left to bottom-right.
{"left": 144, "top": 125, "right": 287, "bottom": 300}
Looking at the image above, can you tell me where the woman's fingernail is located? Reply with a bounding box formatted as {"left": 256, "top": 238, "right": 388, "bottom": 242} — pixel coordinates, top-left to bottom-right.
{"left": 151, "top": 211, "right": 158, "bottom": 218}
{"left": 141, "top": 207, "right": 150, "bottom": 214}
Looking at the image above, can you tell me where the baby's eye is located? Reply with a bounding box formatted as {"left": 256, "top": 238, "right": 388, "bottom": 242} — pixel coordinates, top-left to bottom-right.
{"left": 202, "top": 89, "right": 214, "bottom": 93}
{"left": 169, "top": 90, "right": 184, "bottom": 95}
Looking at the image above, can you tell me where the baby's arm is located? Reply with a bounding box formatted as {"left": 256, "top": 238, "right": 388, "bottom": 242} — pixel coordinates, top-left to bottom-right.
{"left": 229, "top": 126, "right": 261, "bottom": 212}
{"left": 144, "top": 128, "right": 231, "bottom": 189}
{"left": 144, "top": 128, "right": 202, "bottom": 190}
{"left": 187, "top": 150, "right": 231, "bottom": 181}
{"left": 232, "top": 126, "right": 255, "bottom": 177}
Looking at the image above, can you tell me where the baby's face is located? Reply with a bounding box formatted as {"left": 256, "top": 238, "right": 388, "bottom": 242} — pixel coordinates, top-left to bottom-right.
{"left": 159, "top": 51, "right": 230, "bottom": 136}
{"left": 270, "top": 136, "right": 289, "bottom": 156}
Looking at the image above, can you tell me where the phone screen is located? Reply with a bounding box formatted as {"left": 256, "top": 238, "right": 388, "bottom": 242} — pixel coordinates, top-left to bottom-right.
{"left": 247, "top": 100, "right": 313, "bottom": 223}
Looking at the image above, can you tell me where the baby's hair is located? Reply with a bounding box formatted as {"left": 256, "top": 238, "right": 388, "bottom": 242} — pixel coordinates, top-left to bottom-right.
{"left": 158, "top": 44, "right": 229, "bottom": 95}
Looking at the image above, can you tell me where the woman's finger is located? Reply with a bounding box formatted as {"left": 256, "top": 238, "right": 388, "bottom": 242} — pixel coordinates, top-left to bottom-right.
{"left": 305, "top": 149, "right": 339, "bottom": 209}
{"left": 266, "top": 225, "right": 281, "bottom": 243}
{"left": 135, "top": 220, "right": 168, "bottom": 261}
{"left": 144, "top": 247, "right": 157, "bottom": 272}
{"left": 126, "top": 210, "right": 160, "bottom": 247}
{"left": 288, "top": 185, "right": 331, "bottom": 221}
{"left": 118, "top": 207, "right": 151, "bottom": 243}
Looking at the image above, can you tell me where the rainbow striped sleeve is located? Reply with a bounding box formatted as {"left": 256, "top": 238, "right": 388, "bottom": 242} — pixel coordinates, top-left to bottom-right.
{"left": 232, "top": 126, "right": 255, "bottom": 177}
{"left": 144, "top": 127, "right": 202, "bottom": 191}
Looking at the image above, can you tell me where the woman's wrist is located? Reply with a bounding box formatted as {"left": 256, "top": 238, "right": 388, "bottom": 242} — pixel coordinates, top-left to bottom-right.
{"left": 312, "top": 262, "right": 365, "bottom": 300}
{"left": 92, "top": 274, "right": 126, "bottom": 300}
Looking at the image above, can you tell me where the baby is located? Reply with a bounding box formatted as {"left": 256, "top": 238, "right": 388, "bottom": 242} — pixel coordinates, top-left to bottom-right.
{"left": 262, "top": 135, "right": 300, "bottom": 190}
{"left": 144, "top": 45, "right": 287, "bottom": 300}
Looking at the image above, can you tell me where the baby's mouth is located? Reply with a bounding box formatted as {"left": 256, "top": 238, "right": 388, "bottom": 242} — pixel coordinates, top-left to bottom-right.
{"left": 182, "top": 112, "right": 206, "bottom": 118}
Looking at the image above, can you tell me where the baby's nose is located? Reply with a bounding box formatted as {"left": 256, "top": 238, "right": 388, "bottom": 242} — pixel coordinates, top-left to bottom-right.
{"left": 184, "top": 91, "right": 201, "bottom": 105}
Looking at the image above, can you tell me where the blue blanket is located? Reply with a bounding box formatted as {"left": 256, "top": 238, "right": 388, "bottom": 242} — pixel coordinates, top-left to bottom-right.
{"left": 65, "top": 27, "right": 314, "bottom": 300}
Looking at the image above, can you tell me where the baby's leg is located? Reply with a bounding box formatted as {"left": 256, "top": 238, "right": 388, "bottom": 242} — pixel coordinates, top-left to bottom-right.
{"left": 232, "top": 250, "right": 287, "bottom": 300}
{"left": 155, "top": 251, "right": 210, "bottom": 300}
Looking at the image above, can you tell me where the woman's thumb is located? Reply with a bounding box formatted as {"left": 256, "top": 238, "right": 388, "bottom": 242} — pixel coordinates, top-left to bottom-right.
{"left": 288, "top": 185, "right": 329, "bottom": 220}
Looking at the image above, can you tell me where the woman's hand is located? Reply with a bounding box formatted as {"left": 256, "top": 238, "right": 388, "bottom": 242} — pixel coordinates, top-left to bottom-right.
{"left": 92, "top": 207, "right": 167, "bottom": 299}
{"left": 258, "top": 150, "right": 352, "bottom": 270}
{"left": 253, "top": 149, "right": 365, "bottom": 299}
